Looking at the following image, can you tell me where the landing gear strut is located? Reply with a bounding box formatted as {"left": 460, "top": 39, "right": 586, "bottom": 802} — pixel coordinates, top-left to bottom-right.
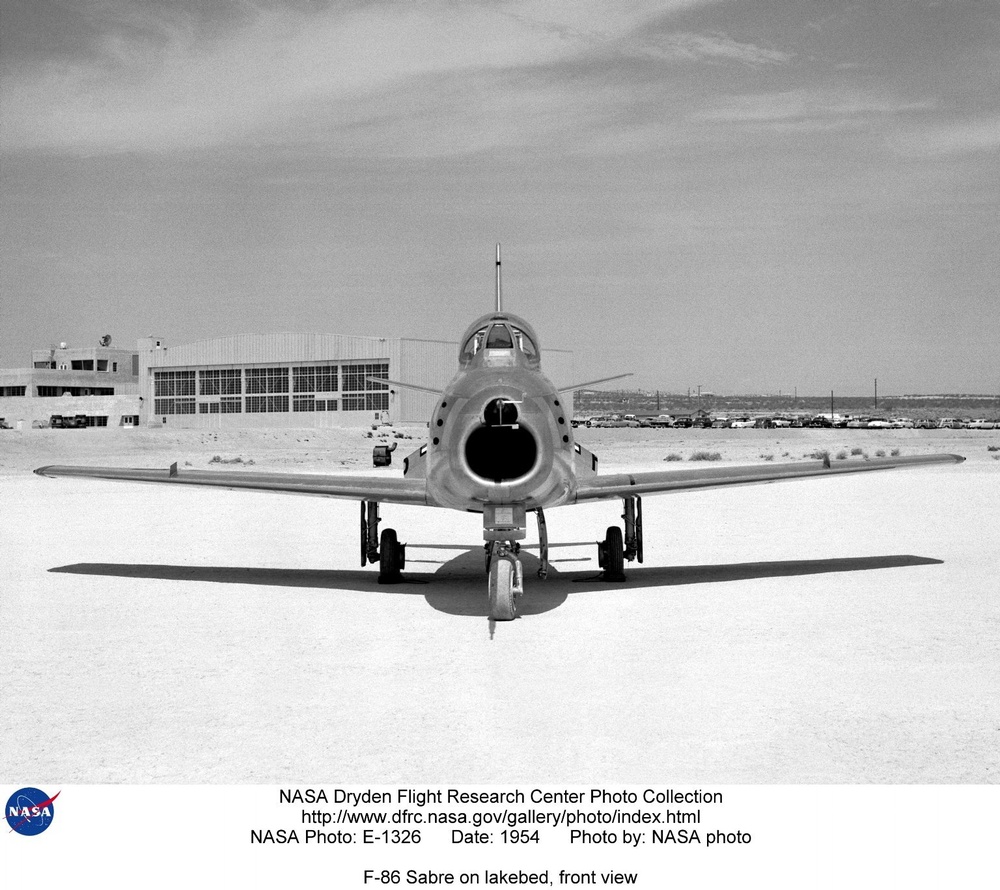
{"left": 535, "top": 508, "right": 549, "bottom": 579}
{"left": 361, "top": 500, "right": 405, "bottom": 584}
{"left": 597, "top": 496, "right": 642, "bottom": 582}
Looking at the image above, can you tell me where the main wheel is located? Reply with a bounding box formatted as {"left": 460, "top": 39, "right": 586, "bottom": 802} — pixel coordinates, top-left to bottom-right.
{"left": 379, "top": 528, "right": 402, "bottom": 583}
{"left": 603, "top": 526, "right": 625, "bottom": 581}
{"left": 488, "top": 557, "right": 517, "bottom": 621}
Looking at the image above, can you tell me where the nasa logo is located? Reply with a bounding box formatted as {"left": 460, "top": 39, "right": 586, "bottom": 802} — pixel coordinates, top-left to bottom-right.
{"left": 6, "top": 787, "right": 60, "bottom": 836}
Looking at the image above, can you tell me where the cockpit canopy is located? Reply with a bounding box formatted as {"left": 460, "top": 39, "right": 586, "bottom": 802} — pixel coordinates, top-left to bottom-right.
{"left": 460, "top": 313, "right": 540, "bottom": 366}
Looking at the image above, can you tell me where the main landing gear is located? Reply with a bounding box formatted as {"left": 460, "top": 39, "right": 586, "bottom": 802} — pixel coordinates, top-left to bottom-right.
{"left": 361, "top": 500, "right": 405, "bottom": 584}
{"left": 597, "top": 495, "right": 643, "bottom": 582}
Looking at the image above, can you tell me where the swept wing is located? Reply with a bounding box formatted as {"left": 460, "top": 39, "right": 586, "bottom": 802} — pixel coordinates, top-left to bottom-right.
{"left": 33, "top": 464, "right": 427, "bottom": 505}
{"left": 573, "top": 452, "right": 964, "bottom": 502}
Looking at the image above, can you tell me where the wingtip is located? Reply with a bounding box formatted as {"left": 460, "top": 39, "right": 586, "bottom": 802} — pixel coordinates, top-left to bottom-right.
{"left": 34, "top": 466, "right": 54, "bottom": 477}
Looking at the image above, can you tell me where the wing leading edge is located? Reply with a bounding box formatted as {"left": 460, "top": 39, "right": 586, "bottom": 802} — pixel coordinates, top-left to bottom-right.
{"left": 33, "top": 464, "right": 428, "bottom": 505}
{"left": 573, "top": 452, "right": 965, "bottom": 502}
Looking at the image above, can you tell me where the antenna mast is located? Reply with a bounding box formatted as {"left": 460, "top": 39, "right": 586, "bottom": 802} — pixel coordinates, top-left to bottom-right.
{"left": 495, "top": 243, "right": 502, "bottom": 312}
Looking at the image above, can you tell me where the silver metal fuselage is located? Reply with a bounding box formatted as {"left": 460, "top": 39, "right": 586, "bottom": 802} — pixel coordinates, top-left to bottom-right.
{"left": 421, "top": 311, "right": 577, "bottom": 513}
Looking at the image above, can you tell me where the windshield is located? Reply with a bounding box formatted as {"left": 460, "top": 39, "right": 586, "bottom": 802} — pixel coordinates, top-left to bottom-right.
{"left": 486, "top": 324, "right": 514, "bottom": 349}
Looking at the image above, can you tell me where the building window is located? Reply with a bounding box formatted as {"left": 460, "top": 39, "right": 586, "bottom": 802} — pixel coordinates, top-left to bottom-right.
{"left": 315, "top": 400, "right": 338, "bottom": 411}
{"left": 341, "top": 362, "right": 388, "bottom": 411}
{"left": 293, "top": 364, "right": 338, "bottom": 393}
{"left": 154, "top": 370, "right": 195, "bottom": 396}
{"left": 246, "top": 395, "right": 289, "bottom": 413}
{"left": 221, "top": 398, "right": 242, "bottom": 414}
{"left": 293, "top": 395, "right": 315, "bottom": 412}
{"left": 246, "top": 367, "right": 288, "bottom": 394}
{"left": 200, "top": 368, "right": 242, "bottom": 395}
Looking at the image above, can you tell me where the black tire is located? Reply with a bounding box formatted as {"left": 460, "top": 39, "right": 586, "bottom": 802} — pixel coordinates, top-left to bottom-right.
{"left": 379, "top": 528, "right": 401, "bottom": 582}
{"left": 604, "top": 526, "right": 625, "bottom": 581}
{"left": 489, "top": 557, "right": 517, "bottom": 621}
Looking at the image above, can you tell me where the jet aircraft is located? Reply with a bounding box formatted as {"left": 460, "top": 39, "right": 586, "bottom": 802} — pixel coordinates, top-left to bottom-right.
{"left": 35, "top": 247, "right": 964, "bottom": 620}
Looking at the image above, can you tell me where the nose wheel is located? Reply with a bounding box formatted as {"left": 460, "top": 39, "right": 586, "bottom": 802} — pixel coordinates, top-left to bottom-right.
{"left": 485, "top": 541, "right": 523, "bottom": 621}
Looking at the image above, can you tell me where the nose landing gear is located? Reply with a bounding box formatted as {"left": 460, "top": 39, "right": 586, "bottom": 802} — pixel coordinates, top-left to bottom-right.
{"left": 485, "top": 541, "right": 523, "bottom": 621}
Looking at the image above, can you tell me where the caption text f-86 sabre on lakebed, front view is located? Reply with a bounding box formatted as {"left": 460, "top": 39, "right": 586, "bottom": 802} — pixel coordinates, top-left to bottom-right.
{"left": 35, "top": 247, "right": 965, "bottom": 620}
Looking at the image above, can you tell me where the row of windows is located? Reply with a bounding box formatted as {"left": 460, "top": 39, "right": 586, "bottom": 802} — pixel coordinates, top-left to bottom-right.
{"left": 200, "top": 368, "right": 242, "bottom": 396}
{"left": 153, "top": 363, "right": 387, "bottom": 400}
{"left": 292, "top": 396, "right": 340, "bottom": 412}
{"left": 342, "top": 393, "right": 389, "bottom": 411}
{"left": 246, "top": 395, "right": 289, "bottom": 413}
{"left": 154, "top": 370, "right": 196, "bottom": 397}
{"left": 246, "top": 367, "right": 289, "bottom": 395}
{"left": 342, "top": 363, "right": 388, "bottom": 393}
{"left": 293, "top": 365, "right": 338, "bottom": 393}
{"left": 199, "top": 398, "right": 243, "bottom": 414}
{"left": 154, "top": 398, "right": 196, "bottom": 415}
{"left": 155, "top": 395, "right": 377, "bottom": 414}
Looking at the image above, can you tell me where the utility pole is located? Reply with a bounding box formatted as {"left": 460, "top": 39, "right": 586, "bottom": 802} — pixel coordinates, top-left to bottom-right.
{"left": 875, "top": 378, "right": 878, "bottom": 411}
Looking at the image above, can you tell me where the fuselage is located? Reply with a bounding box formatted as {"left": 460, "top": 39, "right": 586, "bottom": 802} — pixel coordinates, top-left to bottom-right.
{"left": 419, "top": 311, "right": 577, "bottom": 512}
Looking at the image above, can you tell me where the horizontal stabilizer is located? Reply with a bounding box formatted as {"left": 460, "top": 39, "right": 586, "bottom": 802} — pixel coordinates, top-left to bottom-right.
{"left": 366, "top": 376, "right": 442, "bottom": 395}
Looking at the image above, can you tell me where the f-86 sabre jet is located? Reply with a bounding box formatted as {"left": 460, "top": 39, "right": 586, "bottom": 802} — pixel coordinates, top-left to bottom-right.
{"left": 35, "top": 247, "right": 964, "bottom": 620}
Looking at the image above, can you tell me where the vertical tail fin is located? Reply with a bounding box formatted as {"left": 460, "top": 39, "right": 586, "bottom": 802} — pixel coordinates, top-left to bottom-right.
{"left": 495, "top": 243, "right": 502, "bottom": 313}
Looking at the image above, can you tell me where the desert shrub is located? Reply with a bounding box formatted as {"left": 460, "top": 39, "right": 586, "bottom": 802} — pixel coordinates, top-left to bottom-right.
{"left": 759, "top": 453, "right": 774, "bottom": 461}
{"left": 808, "top": 449, "right": 830, "bottom": 461}
{"left": 850, "top": 447, "right": 863, "bottom": 456}
{"left": 875, "top": 449, "right": 886, "bottom": 457}
{"left": 664, "top": 453, "right": 683, "bottom": 461}
{"left": 836, "top": 450, "right": 848, "bottom": 460}
{"left": 689, "top": 451, "right": 722, "bottom": 461}
{"left": 209, "top": 455, "right": 247, "bottom": 464}
{"left": 988, "top": 445, "right": 1000, "bottom": 452}
{"left": 891, "top": 448, "right": 901, "bottom": 456}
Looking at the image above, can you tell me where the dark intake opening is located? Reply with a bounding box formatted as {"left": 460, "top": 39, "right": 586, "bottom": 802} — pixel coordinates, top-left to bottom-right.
{"left": 465, "top": 425, "right": 538, "bottom": 482}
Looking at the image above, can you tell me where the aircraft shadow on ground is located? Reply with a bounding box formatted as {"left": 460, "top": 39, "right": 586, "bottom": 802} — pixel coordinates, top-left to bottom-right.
{"left": 50, "top": 551, "right": 942, "bottom": 619}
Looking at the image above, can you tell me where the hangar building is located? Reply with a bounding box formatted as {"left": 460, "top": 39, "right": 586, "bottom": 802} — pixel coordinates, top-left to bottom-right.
{"left": 139, "top": 332, "right": 574, "bottom": 428}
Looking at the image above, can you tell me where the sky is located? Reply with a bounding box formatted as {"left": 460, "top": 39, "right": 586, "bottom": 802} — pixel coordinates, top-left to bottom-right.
{"left": 2, "top": 0, "right": 998, "bottom": 395}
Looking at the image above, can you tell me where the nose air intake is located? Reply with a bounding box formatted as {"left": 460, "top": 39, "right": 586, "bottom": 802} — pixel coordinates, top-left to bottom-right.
{"left": 465, "top": 401, "right": 538, "bottom": 483}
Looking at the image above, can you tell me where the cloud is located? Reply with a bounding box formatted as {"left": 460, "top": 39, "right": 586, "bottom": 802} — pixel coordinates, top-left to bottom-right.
{"left": 0, "top": 0, "right": 739, "bottom": 155}
{"left": 693, "top": 89, "right": 933, "bottom": 129}
{"left": 632, "top": 31, "right": 791, "bottom": 66}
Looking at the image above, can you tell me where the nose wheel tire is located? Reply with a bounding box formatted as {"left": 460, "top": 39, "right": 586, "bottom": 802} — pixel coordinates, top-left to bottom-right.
{"left": 488, "top": 555, "right": 519, "bottom": 620}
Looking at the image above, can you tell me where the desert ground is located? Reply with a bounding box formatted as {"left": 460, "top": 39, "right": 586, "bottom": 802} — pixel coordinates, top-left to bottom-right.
{"left": 2, "top": 425, "right": 998, "bottom": 784}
